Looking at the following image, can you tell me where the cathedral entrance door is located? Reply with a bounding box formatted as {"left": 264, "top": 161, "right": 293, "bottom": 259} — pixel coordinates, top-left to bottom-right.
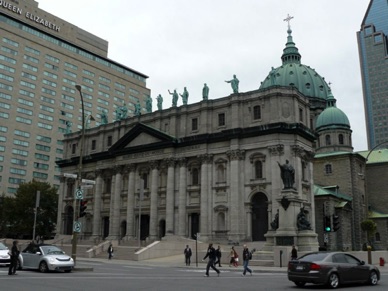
{"left": 140, "top": 215, "right": 150, "bottom": 240}
{"left": 251, "top": 192, "right": 268, "bottom": 241}
{"left": 191, "top": 213, "right": 199, "bottom": 239}
{"left": 103, "top": 216, "right": 109, "bottom": 238}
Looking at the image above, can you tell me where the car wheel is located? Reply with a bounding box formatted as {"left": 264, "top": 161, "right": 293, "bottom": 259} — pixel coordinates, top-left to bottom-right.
{"left": 294, "top": 281, "right": 306, "bottom": 287}
{"left": 368, "top": 270, "right": 378, "bottom": 285}
{"left": 39, "top": 261, "right": 48, "bottom": 273}
{"left": 327, "top": 273, "right": 339, "bottom": 289}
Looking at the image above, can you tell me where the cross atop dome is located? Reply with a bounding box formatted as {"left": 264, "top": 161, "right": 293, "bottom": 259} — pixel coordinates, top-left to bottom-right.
{"left": 283, "top": 14, "right": 294, "bottom": 30}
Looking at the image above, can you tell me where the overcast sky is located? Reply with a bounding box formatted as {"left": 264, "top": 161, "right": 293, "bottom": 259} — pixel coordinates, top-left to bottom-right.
{"left": 37, "top": 0, "right": 370, "bottom": 151}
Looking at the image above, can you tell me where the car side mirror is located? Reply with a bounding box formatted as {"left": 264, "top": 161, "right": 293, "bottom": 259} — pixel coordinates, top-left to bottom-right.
{"left": 360, "top": 261, "right": 365, "bottom": 265}
{"left": 36, "top": 252, "right": 42, "bottom": 255}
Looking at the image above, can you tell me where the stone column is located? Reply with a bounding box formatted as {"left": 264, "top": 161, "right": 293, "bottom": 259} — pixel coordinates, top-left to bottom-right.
{"left": 227, "top": 150, "right": 245, "bottom": 241}
{"left": 125, "top": 164, "right": 136, "bottom": 239}
{"left": 55, "top": 176, "right": 66, "bottom": 236}
{"left": 92, "top": 170, "right": 103, "bottom": 238}
{"left": 178, "top": 158, "right": 187, "bottom": 236}
{"left": 165, "top": 158, "right": 176, "bottom": 235}
{"left": 111, "top": 166, "right": 122, "bottom": 239}
{"left": 199, "top": 154, "right": 212, "bottom": 240}
{"left": 149, "top": 161, "right": 159, "bottom": 240}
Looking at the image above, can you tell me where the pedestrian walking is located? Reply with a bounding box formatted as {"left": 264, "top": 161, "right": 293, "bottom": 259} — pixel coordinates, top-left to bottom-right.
{"left": 214, "top": 245, "right": 222, "bottom": 267}
{"left": 184, "top": 245, "right": 192, "bottom": 266}
{"left": 241, "top": 244, "right": 252, "bottom": 276}
{"left": 229, "top": 246, "right": 239, "bottom": 267}
{"left": 202, "top": 243, "right": 220, "bottom": 277}
{"left": 8, "top": 240, "right": 19, "bottom": 275}
{"left": 291, "top": 245, "right": 298, "bottom": 260}
{"left": 107, "top": 243, "right": 114, "bottom": 260}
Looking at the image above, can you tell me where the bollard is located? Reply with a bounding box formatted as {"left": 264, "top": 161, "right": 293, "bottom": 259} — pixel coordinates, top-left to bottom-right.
{"left": 380, "top": 257, "right": 385, "bottom": 267}
{"left": 367, "top": 245, "right": 372, "bottom": 264}
{"left": 280, "top": 250, "right": 283, "bottom": 268}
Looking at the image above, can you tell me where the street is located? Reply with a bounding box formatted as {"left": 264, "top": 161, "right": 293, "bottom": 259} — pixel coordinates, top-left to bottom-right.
{"left": 1, "top": 260, "right": 387, "bottom": 291}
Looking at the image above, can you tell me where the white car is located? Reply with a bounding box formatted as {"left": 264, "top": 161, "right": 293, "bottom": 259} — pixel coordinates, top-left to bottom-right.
{"left": 0, "top": 242, "right": 11, "bottom": 266}
{"left": 19, "top": 243, "right": 74, "bottom": 273}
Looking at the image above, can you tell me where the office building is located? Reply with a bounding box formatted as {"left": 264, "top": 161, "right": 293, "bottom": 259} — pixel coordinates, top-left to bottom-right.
{"left": 357, "top": 0, "right": 388, "bottom": 149}
{"left": 0, "top": 0, "right": 150, "bottom": 195}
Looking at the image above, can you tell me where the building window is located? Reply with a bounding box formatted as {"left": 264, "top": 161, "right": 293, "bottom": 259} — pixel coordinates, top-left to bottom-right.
{"left": 301, "top": 160, "right": 307, "bottom": 181}
{"left": 91, "top": 140, "right": 96, "bottom": 150}
{"left": 142, "top": 173, "right": 149, "bottom": 189}
{"left": 338, "top": 134, "right": 344, "bottom": 145}
{"left": 253, "top": 105, "right": 261, "bottom": 120}
{"left": 325, "top": 164, "right": 332, "bottom": 175}
{"left": 218, "top": 113, "right": 225, "bottom": 127}
{"left": 192, "top": 168, "right": 199, "bottom": 185}
{"left": 255, "top": 161, "right": 263, "bottom": 179}
{"left": 107, "top": 135, "right": 112, "bottom": 146}
{"left": 104, "top": 178, "right": 112, "bottom": 193}
{"left": 375, "top": 232, "right": 381, "bottom": 242}
{"left": 72, "top": 143, "right": 77, "bottom": 154}
{"left": 192, "top": 118, "right": 198, "bottom": 131}
{"left": 299, "top": 108, "right": 303, "bottom": 122}
{"left": 325, "top": 135, "right": 331, "bottom": 146}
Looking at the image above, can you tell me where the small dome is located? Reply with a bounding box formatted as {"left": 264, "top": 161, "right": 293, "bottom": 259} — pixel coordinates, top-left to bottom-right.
{"left": 260, "top": 28, "right": 330, "bottom": 100}
{"left": 316, "top": 91, "right": 350, "bottom": 130}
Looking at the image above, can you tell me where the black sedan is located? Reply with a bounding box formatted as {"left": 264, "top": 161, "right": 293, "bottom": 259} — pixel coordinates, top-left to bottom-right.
{"left": 288, "top": 252, "right": 380, "bottom": 288}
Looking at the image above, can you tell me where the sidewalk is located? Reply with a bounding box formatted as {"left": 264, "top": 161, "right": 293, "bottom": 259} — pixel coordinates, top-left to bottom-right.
{"left": 78, "top": 254, "right": 388, "bottom": 274}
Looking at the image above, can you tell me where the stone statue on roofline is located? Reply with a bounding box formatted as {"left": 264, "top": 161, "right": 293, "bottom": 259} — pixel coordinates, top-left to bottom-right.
{"left": 168, "top": 89, "right": 179, "bottom": 107}
{"left": 157, "top": 94, "right": 163, "bottom": 110}
{"left": 225, "top": 74, "right": 239, "bottom": 93}
{"left": 180, "top": 87, "right": 189, "bottom": 105}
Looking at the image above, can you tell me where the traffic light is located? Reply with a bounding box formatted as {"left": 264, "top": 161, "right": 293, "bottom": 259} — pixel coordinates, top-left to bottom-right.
{"left": 324, "top": 215, "right": 332, "bottom": 232}
{"left": 332, "top": 214, "right": 340, "bottom": 232}
{"left": 79, "top": 200, "right": 88, "bottom": 217}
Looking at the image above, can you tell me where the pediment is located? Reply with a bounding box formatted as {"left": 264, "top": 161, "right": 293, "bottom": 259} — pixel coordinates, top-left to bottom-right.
{"left": 109, "top": 123, "right": 176, "bottom": 153}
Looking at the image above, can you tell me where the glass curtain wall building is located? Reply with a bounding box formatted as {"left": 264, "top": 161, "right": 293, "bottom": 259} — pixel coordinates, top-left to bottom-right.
{"left": 357, "top": 0, "right": 388, "bottom": 149}
{"left": 0, "top": 0, "right": 150, "bottom": 195}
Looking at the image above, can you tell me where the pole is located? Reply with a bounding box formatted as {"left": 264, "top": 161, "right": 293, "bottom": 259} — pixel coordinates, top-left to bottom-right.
{"left": 195, "top": 233, "right": 198, "bottom": 267}
{"left": 32, "top": 191, "right": 40, "bottom": 242}
{"left": 72, "top": 85, "right": 86, "bottom": 265}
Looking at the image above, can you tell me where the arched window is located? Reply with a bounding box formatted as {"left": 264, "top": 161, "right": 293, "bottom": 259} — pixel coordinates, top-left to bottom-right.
{"left": 142, "top": 173, "right": 148, "bottom": 189}
{"left": 301, "top": 160, "right": 307, "bottom": 181}
{"left": 192, "top": 168, "right": 199, "bottom": 185}
{"left": 325, "top": 135, "right": 331, "bottom": 145}
{"left": 375, "top": 232, "right": 381, "bottom": 241}
{"left": 338, "top": 134, "right": 344, "bottom": 145}
{"left": 255, "top": 160, "right": 263, "bottom": 179}
{"left": 217, "top": 212, "right": 225, "bottom": 231}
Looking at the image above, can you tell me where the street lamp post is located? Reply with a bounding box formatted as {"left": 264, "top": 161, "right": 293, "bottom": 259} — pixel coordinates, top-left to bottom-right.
{"left": 72, "top": 84, "right": 93, "bottom": 264}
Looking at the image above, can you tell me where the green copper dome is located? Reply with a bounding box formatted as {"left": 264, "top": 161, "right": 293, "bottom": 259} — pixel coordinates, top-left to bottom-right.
{"left": 260, "top": 27, "right": 330, "bottom": 100}
{"left": 316, "top": 91, "right": 350, "bottom": 130}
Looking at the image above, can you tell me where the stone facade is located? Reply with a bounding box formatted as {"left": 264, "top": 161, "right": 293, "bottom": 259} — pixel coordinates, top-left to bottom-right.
{"left": 57, "top": 86, "right": 319, "bottom": 251}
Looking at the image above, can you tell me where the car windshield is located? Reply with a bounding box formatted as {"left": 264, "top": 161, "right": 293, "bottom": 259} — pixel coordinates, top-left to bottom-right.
{"left": 0, "top": 242, "right": 8, "bottom": 250}
{"left": 40, "top": 246, "right": 65, "bottom": 255}
{"left": 299, "top": 253, "right": 329, "bottom": 262}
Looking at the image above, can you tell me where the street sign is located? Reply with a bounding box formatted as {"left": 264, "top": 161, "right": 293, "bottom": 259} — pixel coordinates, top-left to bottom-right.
{"left": 81, "top": 185, "right": 94, "bottom": 189}
{"left": 73, "top": 221, "right": 81, "bottom": 233}
{"left": 64, "top": 173, "right": 77, "bottom": 178}
{"left": 82, "top": 179, "right": 96, "bottom": 185}
{"left": 75, "top": 188, "right": 83, "bottom": 200}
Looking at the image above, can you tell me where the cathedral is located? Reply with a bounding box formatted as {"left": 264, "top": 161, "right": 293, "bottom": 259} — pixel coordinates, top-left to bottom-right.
{"left": 57, "top": 24, "right": 369, "bottom": 252}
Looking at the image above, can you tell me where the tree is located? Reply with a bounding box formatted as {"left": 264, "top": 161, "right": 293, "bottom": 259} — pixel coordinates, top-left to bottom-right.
{"left": 361, "top": 219, "right": 377, "bottom": 250}
{"left": 4, "top": 180, "right": 58, "bottom": 239}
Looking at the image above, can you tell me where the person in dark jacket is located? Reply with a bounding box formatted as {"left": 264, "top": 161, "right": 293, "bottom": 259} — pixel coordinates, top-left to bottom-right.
{"left": 214, "top": 245, "right": 222, "bottom": 267}
{"left": 202, "top": 243, "right": 220, "bottom": 277}
{"left": 241, "top": 244, "right": 252, "bottom": 276}
{"left": 184, "top": 245, "right": 192, "bottom": 266}
{"left": 8, "top": 240, "right": 19, "bottom": 275}
{"left": 291, "top": 245, "right": 298, "bottom": 260}
{"left": 107, "top": 243, "right": 113, "bottom": 260}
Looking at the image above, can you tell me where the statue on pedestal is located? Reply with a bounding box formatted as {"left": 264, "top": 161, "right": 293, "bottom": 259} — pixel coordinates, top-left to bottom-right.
{"left": 168, "top": 89, "right": 179, "bottom": 107}
{"left": 180, "top": 87, "right": 189, "bottom": 105}
{"left": 157, "top": 94, "right": 163, "bottom": 110}
{"left": 225, "top": 74, "right": 239, "bottom": 93}
{"left": 297, "top": 207, "right": 311, "bottom": 230}
{"left": 202, "top": 83, "right": 209, "bottom": 100}
{"left": 277, "top": 160, "right": 295, "bottom": 189}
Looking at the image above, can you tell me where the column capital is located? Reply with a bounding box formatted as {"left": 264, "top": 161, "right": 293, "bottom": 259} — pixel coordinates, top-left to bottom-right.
{"left": 124, "top": 164, "right": 136, "bottom": 174}
{"left": 177, "top": 157, "right": 187, "bottom": 167}
{"left": 164, "top": 157, "right": 176, "bottom": 168}
{"left": 198, "top": 153, "right": 213, "bottom": 164}
{"left": 226, "top": 149, "right": 245, "bottom": 161}
{"left": 95, "top": 169, "right": 104, "bottom": 177}
{"left": 149, "top": 160, "right": 159, "bottom": 170}
{"left": 268, "top": 144, "right": 284, "bottom": 156}
{"left": 112, "top": 165, "right": 124, "bottom": 175}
